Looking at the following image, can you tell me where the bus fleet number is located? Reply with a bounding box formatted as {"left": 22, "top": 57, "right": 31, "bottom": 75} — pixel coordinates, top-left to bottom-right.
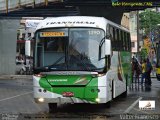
{"left": 88, "top": 31, "right": 100, "bottom": 35}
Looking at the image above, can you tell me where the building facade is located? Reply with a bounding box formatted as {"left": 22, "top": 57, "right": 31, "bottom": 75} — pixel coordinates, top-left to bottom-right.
{"left": 129, "top": 11, "right": 138, "bottom": 54}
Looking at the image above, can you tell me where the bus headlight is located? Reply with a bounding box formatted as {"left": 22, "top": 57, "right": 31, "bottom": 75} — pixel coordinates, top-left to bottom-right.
{"left": 34, "top": 73, "right": 46, "bottom": 77}
{"left": 38, "top": 98, "right": 44, "bottom": 103}
{"left": 92, "top": 73, "right": 105, "bottom": 77}
{"left": 97, "top": 73, "right": 105, "bottom": 77}
{"left": 95, "top": 98, "right": 100, "bottom": 103}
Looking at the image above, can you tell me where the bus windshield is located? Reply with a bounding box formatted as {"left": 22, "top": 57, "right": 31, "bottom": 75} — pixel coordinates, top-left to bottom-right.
{"left": 34, "top": 28, "right": 105, "bottom": 72}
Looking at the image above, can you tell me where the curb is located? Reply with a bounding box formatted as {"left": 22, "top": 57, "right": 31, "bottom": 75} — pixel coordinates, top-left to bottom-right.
{"left": 0, "top": 75, "right": 32, "bottom": 80}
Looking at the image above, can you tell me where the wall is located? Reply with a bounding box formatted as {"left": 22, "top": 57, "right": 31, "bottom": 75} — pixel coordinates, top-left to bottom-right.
{"left": 129, "top": 11, "right": 138, "bottom": 53}
{"left": 121, "top": 13, "right": 129, "bottom": 30}
{"left": 0, "top": 19, "right": 20, "bottom": 75}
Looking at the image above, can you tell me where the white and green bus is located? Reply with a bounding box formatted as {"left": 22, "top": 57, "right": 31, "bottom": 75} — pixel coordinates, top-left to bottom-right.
{"left": 33, "top": 16, "right": 132, "bottom": 111}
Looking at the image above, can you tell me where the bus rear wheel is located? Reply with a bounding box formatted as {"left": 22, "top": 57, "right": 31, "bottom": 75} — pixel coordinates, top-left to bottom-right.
{"left": 156, "top": 74, "right": 160, "bottom": 81}
{"left": 48, "top": 103, "right": 57, "bottom": 113}
{"left": 105, "top": 101, "right": 111, "bottom": 108}
{"left": 120, "top": 75, "right": 128, "bottom": 98}
{"left": 120, "top": 91, "right": 127, "bottom": 98}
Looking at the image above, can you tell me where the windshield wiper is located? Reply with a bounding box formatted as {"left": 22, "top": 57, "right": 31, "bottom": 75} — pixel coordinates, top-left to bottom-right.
{"left": 70, "top": 55, "right": 93, "bottom": 71}
{"left": 92, "top": 67, "right": 105, "bottom": 72}
{"left": 47, "top": 55, "right": 67, "bottom": 70}
{"left": 51, "top": 56, "right": 65, "bottom": 66}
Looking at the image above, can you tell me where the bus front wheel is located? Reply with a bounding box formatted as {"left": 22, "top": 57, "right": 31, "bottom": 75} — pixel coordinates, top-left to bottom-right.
{"left": 48, "top": 103, "right": 57, "bottom": 113}
{"left": 104, "top": 101, "right": 111, "bottom": 108}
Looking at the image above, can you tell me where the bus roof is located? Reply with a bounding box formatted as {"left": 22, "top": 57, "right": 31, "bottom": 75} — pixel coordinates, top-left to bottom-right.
{"left": 36, "top": 16, "right": 129, "bottom": 32}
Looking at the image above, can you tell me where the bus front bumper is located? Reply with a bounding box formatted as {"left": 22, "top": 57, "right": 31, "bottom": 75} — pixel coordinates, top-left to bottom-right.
{"left": 34, "top": 97, "right": 96, "bottom": 104}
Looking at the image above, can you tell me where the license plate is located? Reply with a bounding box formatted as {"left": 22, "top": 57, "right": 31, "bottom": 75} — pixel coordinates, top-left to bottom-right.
{"left": 62, "top": 92, "right": 74, "bottom": 97}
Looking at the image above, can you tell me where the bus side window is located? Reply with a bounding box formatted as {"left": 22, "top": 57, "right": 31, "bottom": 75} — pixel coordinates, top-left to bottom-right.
{"left": 109, "top": 26, "right": 114, "bottom": 50}
{"left": 119, "top": 30, "right": 122, "bottom": 51}
{"left": 112, "top": 27, "right": 117, "bottom": 50}
{"left": 114, "top": 28, "right": 118, "bottom": 50}
{"left": 125, "top": 32, "right": 129, "bottom": 51}
{"left": 120, "top": 30, "right": 123, "bottom": 50}
{"left": 127, "top": 33, "right": 131, "bottom": 51}
{"left": 116, "top": 29, "right": 120, "bottom": 51}
{"left": 124, "top": 32, "right": 126, "bottom": 51}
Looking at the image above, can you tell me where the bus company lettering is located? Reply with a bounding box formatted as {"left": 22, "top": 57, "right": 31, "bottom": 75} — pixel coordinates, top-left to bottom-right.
{"left": 112, "top": 2, "right": 153, "bottom": 7}
{"left": 48, "top": 79, "right": 68, "bottom": 82}
{"left": 46, "top": 21, "right": 95, "bottom": 25}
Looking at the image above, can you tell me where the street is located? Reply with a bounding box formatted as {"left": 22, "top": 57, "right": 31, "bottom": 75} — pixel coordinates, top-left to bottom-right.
{"left": 0, "top": 76, "right": 160, "bottom": 120}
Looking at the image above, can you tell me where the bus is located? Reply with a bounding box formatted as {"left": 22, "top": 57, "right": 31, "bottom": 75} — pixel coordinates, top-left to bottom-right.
{"left": 156, "top": 41, "right": 160, "bottom": 81}
{"left": 33, "top": 16, "right": 132, "bottom": 111}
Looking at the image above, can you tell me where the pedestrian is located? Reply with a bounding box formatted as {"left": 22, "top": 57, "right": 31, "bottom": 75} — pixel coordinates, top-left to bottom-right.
{"left": 135, "top": 60, "right": 141, "bottom": 83}
{"left": 145, "top": 58, "right": 153, "bottom": 86}
{"left": 25, "top": 56, "right": 31, "bottom": 74}
{"left": 131, "top": 57, "right": 136, "bottom": 83}
{"left": 132, "top": 56, "right": 141, "bottom": 83}
{"left": 141, "top": 59, "right": 146, "bottom": 85}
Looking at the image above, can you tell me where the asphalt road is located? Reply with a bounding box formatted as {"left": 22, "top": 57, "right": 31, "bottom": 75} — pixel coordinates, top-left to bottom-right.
{"left": 0, "top": 76, "right": 159, "bottom": 120}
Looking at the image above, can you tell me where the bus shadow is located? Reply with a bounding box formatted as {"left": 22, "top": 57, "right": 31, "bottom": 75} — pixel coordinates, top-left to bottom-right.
{"left": 53, "top": 103, "right": 108, "bottom": 113}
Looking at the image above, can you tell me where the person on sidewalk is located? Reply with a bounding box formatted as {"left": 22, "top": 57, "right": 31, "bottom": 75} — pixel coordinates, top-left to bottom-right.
{"left": 141, "top": 59, "right": 146, "bottom": 85}
{"left": 131, "top": 56, "right": 141, "bottom": 83}
{"left": 145, "top": 58, "right": 153, "bottom": 86}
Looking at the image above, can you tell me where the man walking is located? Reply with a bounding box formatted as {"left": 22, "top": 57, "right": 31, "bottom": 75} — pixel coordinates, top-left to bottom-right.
{"left": 145, "top": 58, "right": 152, "bottom": 86}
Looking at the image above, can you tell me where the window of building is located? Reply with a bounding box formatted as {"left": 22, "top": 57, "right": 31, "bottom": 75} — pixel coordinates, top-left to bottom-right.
{"left": 131, "top": 42, "right": 135, "bottom": 47}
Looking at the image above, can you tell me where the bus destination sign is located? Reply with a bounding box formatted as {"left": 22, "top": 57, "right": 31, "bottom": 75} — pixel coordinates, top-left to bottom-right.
{"left": 40, "top": 32, "right": 65, "bottom": 37}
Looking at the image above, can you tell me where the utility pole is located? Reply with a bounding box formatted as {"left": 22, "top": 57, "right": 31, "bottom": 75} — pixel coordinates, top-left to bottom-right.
{"left": 45, "top": 0, "right": 48, "bottom": 6}
{"left": 6, "top": 0, "right": 8, "bottom": 14}
{"left": 137, "top": 11, "right": 140, "bottom": 53}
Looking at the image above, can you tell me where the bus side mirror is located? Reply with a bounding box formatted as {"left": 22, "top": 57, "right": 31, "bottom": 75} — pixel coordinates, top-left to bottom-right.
{"left": 105, "top": 39, "right": 111, "bottom": 55}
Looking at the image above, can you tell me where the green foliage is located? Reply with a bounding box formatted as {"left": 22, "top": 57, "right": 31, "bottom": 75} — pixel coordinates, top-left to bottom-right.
{"left": 140, "top": 48, "right": 148, "bottom": 59}
{"left": 139, "top": 10, "right": 160, "bottom": 35}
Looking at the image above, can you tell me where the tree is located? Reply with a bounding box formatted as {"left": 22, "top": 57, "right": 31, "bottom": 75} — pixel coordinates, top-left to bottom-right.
{"left": 139, "top": 9, "right": 160, "bottom": 35}
{"left": 140, "top": 48, "right": 148, "bottom": 60}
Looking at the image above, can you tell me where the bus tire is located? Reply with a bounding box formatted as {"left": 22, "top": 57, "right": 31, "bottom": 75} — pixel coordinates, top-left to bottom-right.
{"left": 156, "top": 74, "right": 160, "bottom": 81}
{"left": 120, "top": 91, "right": 127, "bottom": 98}
{"left": 120, "top": 75, "right": 128, "bottom": 98}
{"left": 106, "top": 101, "right": 111, "bottom": 108}
{"left": 48, "top": 103, "right": 57, "bottom": 113}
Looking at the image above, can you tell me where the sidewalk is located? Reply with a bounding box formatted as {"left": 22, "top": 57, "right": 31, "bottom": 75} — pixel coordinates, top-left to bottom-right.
{"left": 0, "top": 75, "right": 32, "bottom": 80}
{"left": 151, "top": 75, "right": 156, "bottom": 78}
{"left": 138, "top": 74, "right": 156, "bottom": 78}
